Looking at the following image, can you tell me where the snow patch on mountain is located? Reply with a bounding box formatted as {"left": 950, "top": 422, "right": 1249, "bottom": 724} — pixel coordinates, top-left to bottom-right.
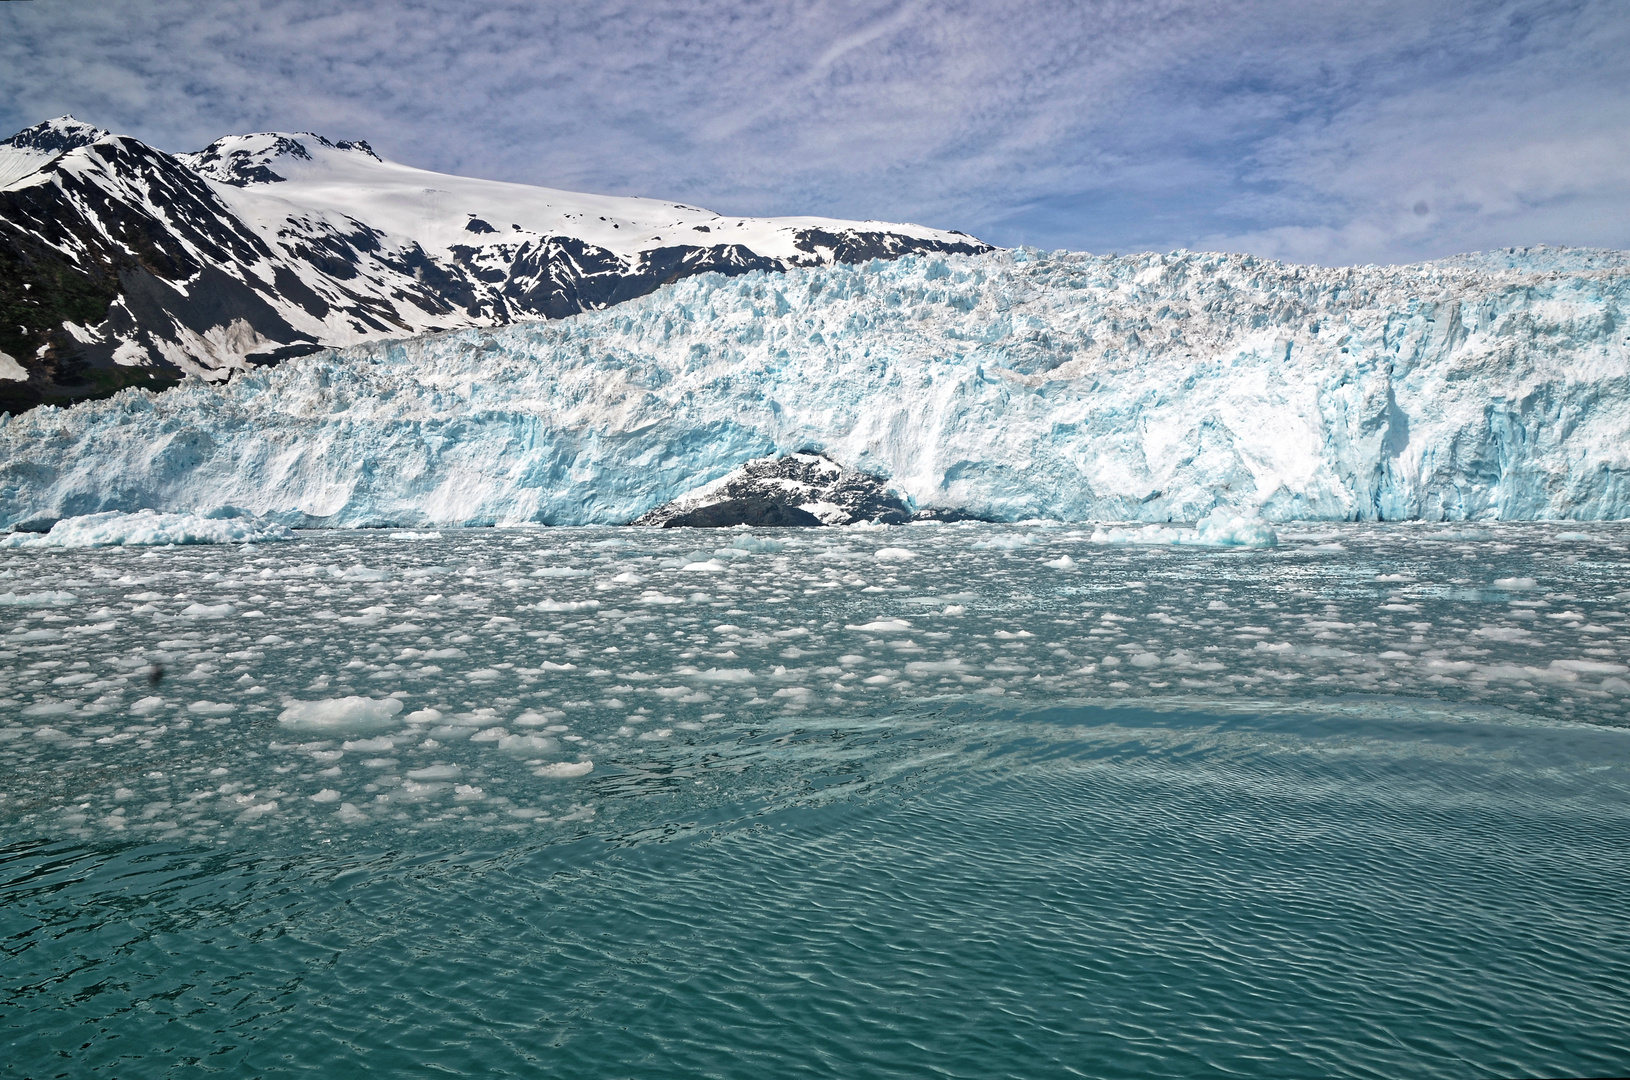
{"left": 0, "top": 116, "right": 106, "bottom": 187}
{"left": 2, "top": 245, "right": 1628, "bottom": 526}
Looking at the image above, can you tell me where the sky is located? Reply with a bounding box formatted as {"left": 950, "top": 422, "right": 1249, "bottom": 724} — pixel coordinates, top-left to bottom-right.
{"left": 2, "top": 0, "right": 1626, "bottom": 265}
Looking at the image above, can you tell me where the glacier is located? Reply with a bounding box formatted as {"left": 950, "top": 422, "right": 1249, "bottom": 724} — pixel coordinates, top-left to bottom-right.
{"left": 2, "top": 244, "right": 1629, "bottom": 526}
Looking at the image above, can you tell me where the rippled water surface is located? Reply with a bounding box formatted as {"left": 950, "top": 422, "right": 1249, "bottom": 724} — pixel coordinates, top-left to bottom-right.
{"left": 4, "top": 523, "right": 1630, "bottom": 1078}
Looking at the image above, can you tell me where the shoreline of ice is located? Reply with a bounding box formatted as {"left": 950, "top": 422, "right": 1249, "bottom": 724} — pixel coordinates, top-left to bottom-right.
{"left": 0, "top": 509, "right": 1289, "bottom": 548}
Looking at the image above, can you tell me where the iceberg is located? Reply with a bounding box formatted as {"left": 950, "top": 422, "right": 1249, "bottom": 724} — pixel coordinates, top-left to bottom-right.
{"left": 278, "top": 696, "right": 405, "bottom": 733}
{"left": 1089, "top": 509, "right": 1279, "bottom": 548}
{"left": 1, "top": 509, "right": 294, "bottom": 547}
{"left": 2, "top": 245, "right": 1629, "bottom": 526}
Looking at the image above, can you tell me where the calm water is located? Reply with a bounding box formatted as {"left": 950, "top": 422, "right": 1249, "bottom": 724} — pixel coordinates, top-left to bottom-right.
{"left": 3, "top": 523, "right": 1629, "bottom": 1077}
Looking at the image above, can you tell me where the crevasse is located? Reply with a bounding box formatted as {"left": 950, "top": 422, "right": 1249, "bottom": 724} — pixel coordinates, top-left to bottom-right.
{"left": 2, "top": 245, "right": 1628, "bottom": 527}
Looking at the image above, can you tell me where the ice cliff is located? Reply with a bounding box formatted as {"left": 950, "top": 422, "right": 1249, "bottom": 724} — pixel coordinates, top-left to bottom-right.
{"left": 2, "top": 245, "right": 1628, "bottom": 526}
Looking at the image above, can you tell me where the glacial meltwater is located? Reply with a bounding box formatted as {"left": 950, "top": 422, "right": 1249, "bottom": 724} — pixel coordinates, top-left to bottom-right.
{"left": 3, "top": 522, "right": 1629, "bottom": 1078}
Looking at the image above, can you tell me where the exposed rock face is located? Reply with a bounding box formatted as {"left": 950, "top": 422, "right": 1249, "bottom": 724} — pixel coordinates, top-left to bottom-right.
{"left": 0, "top": 117, "right": 991, "bottom": 413}
{"left": 906, "top": 506, "right": 998, "bottom": 523}
{"left": 635, "top": 453, "right": 912, "bottom": 527}
{"left": 659, "top": 499, "right": 825, "bottom": 528}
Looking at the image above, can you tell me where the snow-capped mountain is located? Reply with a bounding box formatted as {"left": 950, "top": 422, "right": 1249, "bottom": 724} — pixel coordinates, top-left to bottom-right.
{"left": 3, "top": 245, "right": 1628, "bottom": 527}
{"left": 0, "top": 116, "right": 988, "bottom": 413}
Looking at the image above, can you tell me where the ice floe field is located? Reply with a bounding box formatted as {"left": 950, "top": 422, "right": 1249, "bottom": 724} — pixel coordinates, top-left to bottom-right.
{"left": 5, "top": 519, "right": 1630, "bottom": 1077}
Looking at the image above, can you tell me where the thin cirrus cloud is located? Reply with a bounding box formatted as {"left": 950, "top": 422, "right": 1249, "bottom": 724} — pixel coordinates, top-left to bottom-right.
{"left": 0, "top": 0, "right": 1624, "bottom": 266}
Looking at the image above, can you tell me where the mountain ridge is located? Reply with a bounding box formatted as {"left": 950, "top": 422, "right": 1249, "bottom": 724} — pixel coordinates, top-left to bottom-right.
{"left": 0, "top": 116, "right": 990, "bottom": 413}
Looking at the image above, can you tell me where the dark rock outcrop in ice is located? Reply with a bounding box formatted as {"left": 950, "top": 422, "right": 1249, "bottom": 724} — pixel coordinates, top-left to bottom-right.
{"left": 636, "top": 453, "right": 912, "bottom": 527}
{"left": 659, "top": 499, "right": 825, "bottom": 529}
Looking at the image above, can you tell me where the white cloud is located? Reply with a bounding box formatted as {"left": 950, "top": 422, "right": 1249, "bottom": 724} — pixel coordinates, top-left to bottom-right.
{"left": 0, "top": 0, "right": 1625, "bottom": 265}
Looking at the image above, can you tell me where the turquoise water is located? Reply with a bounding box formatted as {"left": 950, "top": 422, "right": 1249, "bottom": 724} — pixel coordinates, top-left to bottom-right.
{"left": 4, "top": 523, "right": 1630, "bottom": 1077}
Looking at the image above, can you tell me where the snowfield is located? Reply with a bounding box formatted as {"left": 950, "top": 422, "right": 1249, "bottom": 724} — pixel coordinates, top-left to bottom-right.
{"left": 2, "top": 245, "right": 1629, "bottom": 526}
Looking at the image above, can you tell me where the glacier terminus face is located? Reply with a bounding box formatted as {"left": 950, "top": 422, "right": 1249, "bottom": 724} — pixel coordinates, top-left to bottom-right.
{"left": 2, "top": 245, "right": 1628, "bottom": 527}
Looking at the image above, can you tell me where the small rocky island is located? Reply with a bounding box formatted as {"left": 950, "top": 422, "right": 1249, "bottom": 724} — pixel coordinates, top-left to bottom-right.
{"left": 632, "top": 453, "right": 986, "bottom": 527}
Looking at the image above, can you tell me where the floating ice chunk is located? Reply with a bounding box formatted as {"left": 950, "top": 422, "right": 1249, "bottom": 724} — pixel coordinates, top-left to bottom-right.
{"left": 942, "top": 605, "right": 966, "bottom": 615}
{"left": 1473, "top": 626, "right": 1532, "bottom": 641}
{"left": 1492, "top": 577, "right": 1539, "bottom": 590}
{"left": 2, "top": 509, "right": 292, "bottom": 548}
{"left": 278, "top": 695, "right": 405, "bottom": 732}
{"left": 1091, "top": 510, "right": 1277, "bottom": 548}
{"left": 335, "top": 802, "right": 368, "bottom": 823}
{"left": 1554, "top": 532, "right": 1592, "bottom": 542}
{"left": 405, "top": 765, "right": 461, "bottom": 780}
{"left": 1253, "top": 641, "right": 1351, "bottom": 659}
{"left": 609, "top": 571, "right": 645, "bottom": 584}
{"left": 0, "top": 590, "right": 77, "bottom": 607}
{"left": 1552, "top": 659, "right": 1629, "bottom": 675}
{"left": 904, "top": 659, "right": 968, "bottom": 674}
{"left": 335, "top": 564, "right": 391, "bottom": 582}
{"left": 498, "top": 733, "right": 558, "bottom": 754}
{"left": 181, "top": 602, "right": 235, "bottom": 619}
{"left": 389, "top": 531, "right": 442, "bottom": 540}
{"left": 404, "top": 708, "right": 443, "bottom": 723}
{"left": 970, "top": 534, "right": 1035, "bottom": 550}
{"left": 874, "top": 547, "right": 917, "bottom": 562}
{"left": 341, "top": 736, "right": 396, "bottom": 751}
{"left": 729, "top": 535, "right": 785, "bottom": 553}
{"left": 1190, "top": 510, "right": 1278, "bottom": 547}
{"left": 682, "top": 559, "right": 728, "bottom": 572}
{"left": 310, "top": 789, "right": 341, "bottom": 803}
{"left": 848, "top": 618, "right": 912, "bottom": 632}
{"left": 470, "top": 727, "right": 507, "bottom": 742}
{"left": 688, "top": 667, "right": 756, "bottom": 683}
{"left": 236, "top": 800, "right": 278, "bottom": 821}
{"left": 130, "top": 696, "right": 166, "bottom": 714}
{"left": 453, "top": 784, "right": 485, "bottom": 800}
{"left": 1044, "top": 554, "right": 1077, "bottom": 568}
{"left": 187, "top": 701, "right": 235, "bottom": 716}
{"left": 532, "top": 566, "right": 593, "bottom": 577}
{"left": 638, "top": 591, "right": 685, "bottom": 605}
